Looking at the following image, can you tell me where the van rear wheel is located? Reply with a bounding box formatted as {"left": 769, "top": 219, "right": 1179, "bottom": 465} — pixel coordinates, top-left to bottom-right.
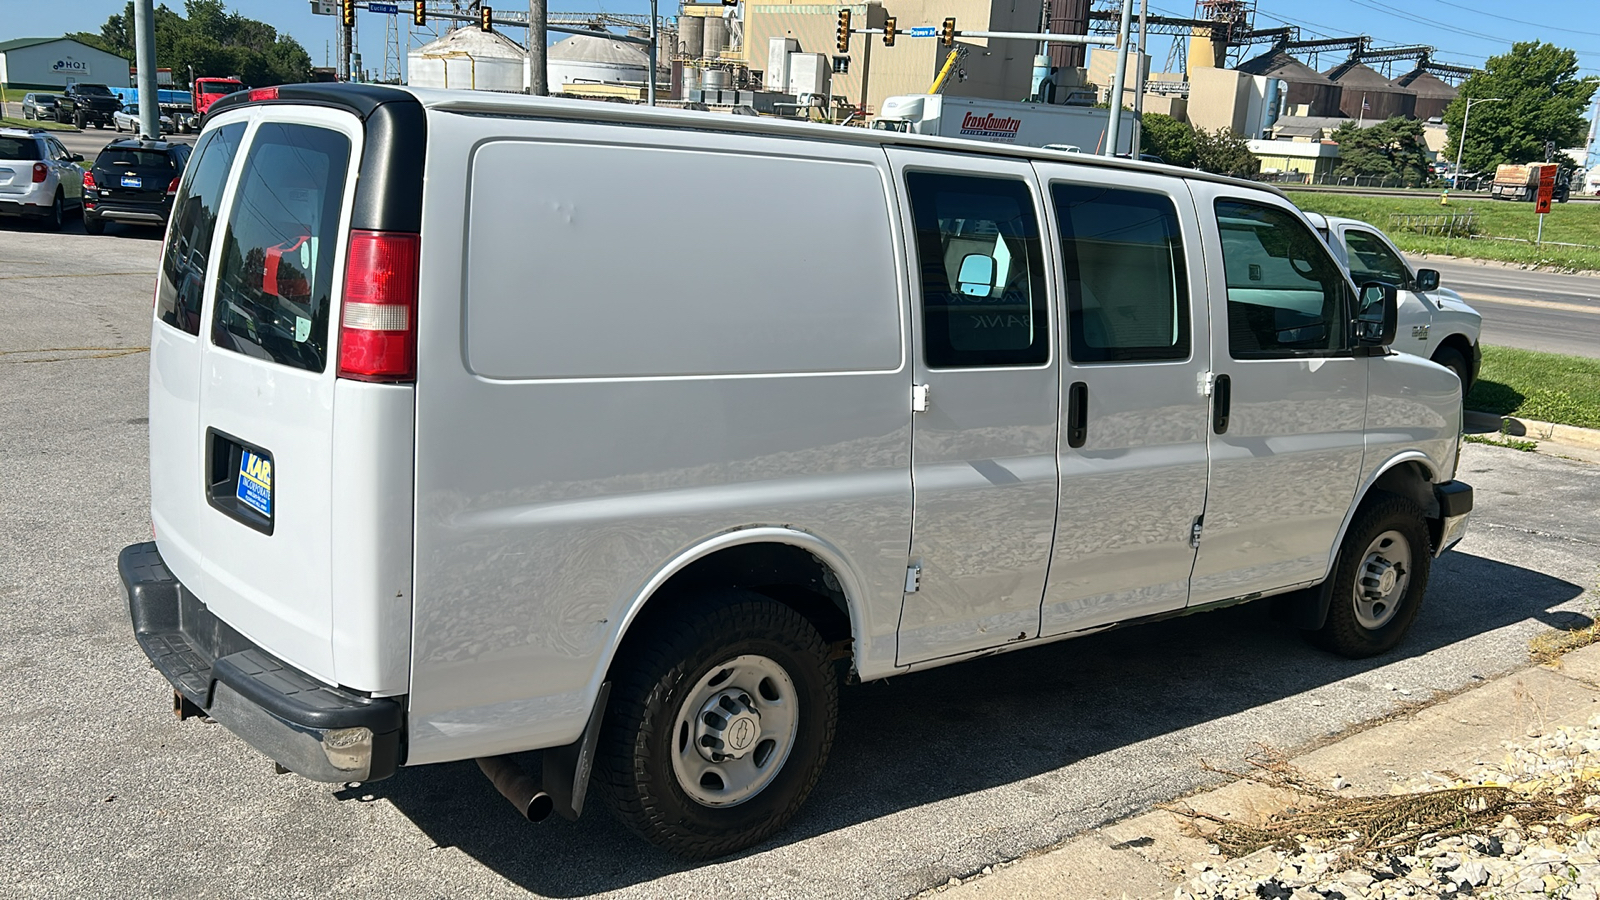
{"left": 597, "top": 590, "right": 837, "bottom": 859}
{"left": 1310, "top": 492, "right": 1431, "bottom": 659}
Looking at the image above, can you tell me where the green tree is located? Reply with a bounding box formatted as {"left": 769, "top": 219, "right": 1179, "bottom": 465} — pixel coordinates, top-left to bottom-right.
{"left": 67, "top": 1, "right": 312, "bottom": 88}
{"left": 1443, "top": 42, "right": 1598, "bottom": 174}
{"left": 1193, "top": 127, "right": 1258, "bottom": 178}
{"left": 1140, "top": 112, "right": 1197, "bottom": 168}
{"left": 1330, "top": 117, "right": 1433, "bottom": 185}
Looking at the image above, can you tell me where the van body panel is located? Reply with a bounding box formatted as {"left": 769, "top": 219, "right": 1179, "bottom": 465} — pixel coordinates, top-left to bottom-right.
{"left": 329, "top": 380, "right": 415, "bottom": 694}
{"left": 1186, "top": 182, "right": 1369, "bottom": 604}
{"left": 887, "top": 149, "right": 1060, "bottom": 665}
{"left": 190, "top": 106, "right": 366, "bottom": 685}
{"left": 149, "top": 324, "right": 206, "bottom": 593}
{"left": 1363, "top": 352, "right": 1460, "bottom": 483}
{"left": 1034, "top": 162, "right": 1213, "bottom": 635}
{"left": 406, "top": 114, "right": 912, "bottom": 761}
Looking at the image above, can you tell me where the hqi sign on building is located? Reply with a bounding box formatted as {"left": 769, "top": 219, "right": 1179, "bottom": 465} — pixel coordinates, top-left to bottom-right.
{"left": 0, "top": 37, "right": 130, "bottom": 91}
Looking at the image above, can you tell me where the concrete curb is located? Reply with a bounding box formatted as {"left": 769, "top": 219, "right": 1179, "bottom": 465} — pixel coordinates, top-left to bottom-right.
{"left": 929, "top": 643, "right": 1600, "bottom": 900}
{"left": 1466, "top": 410, "right": 1600, "bottom": 451}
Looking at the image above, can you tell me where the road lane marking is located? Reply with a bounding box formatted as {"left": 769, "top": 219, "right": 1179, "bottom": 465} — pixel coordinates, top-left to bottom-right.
{"left": 1456, "top": 293, "right": 1600, "bottom": 316}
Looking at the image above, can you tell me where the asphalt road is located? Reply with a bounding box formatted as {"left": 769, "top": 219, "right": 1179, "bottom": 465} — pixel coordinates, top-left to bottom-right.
{"left": 1407, "top": 255, "right": 1600, "bottom": 359}
{"left": 3, "top": 225, "right": 1599, "bottom": 900}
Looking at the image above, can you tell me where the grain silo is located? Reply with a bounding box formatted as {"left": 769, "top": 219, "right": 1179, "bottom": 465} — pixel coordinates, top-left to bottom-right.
{"left": 1395, "top": 68, "right": 1457, "bottom": 121}
{"left": 408, "top": 26, "right": 529, "bottom": 93}
{"left": 1325, "top": 61, "right": 1416, "bottom": 121}
{"left": 1237, "top": 49, "right": 1343, "bottom": 118}
{"left": 546, "top": 34, "right": 654, "bottom": 92}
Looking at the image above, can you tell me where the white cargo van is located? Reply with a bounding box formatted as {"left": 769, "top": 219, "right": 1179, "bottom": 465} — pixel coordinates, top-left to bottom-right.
{"left": 123, "top": 84, "right": 1472, "bottom": 859}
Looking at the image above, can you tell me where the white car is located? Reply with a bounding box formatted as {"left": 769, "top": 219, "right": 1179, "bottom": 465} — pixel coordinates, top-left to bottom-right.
{"left": 1305, "top": 212, "right": 1483, "bottom": 393}
{"left": 0, "top": 127, "right": 85, "bottom": 230}
{"left": 112, "top": 105, "right": 172, "bottom": 135}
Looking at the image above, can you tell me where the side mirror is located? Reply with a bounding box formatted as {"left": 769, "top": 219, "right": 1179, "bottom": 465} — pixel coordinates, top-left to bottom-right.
{"left": 1355, "top": 281, "right": 1398, "bottom": 347}
{"left": 956, "top": 253, "right": 997, "bottom": 297}
{"left": 70, "top": 153, "right": 84, "bottom": 162}
{"left": 1413, "top": 268, "right": 1440, "bottom": 292}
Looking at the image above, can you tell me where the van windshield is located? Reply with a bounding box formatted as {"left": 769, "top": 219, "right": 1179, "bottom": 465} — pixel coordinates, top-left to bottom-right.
{"left": 211, "top": 122, "right": 352, "bottom": 373}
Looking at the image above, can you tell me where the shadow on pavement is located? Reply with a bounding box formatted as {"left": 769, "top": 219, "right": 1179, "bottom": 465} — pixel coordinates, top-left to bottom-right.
{"left": 352, "top": 551, "right": 1584, "bottom": 896}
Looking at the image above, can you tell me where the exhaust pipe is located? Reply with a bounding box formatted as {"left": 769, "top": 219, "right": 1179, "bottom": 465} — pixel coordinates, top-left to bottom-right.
{"left": 476, "top": 755, "right": 554, "bottom": 822}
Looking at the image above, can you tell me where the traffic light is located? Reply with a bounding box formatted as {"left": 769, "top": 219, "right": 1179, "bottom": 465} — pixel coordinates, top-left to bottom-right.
{"left": 481, "top": 4, "right": 492, "bottom": 31}
{"left": 883, "top": 16, "right": 896, "bottom": 47}
{"left": 413, "top": 1, "right": 426, "bottom": 26}
{"left": 941, "top": 17, "right": 956, "bottom": 46}
{"left": 342, "top": 0, "right": 355, "bottom": 28}
{"left": 836, "top": 9, "right": 851, "bottom": 54}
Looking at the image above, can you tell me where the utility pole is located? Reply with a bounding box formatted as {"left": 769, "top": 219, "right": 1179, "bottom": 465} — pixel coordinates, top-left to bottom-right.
{"left": 647, "top": 0, "right": 657, "bottom": 106}
{"left": 133, "top": 0, "right": 159, "bottom": 139}
{"left": 1452, "top": 97, "right": 1501, "bottom": 190}
{"left": 529, "top": 0, "right": 548, "bottom": 95}
{"left": 1130, "top": 0, "right": 1147, "bottom": 159}
{"left": 1103, "top": 0, "right": 1133, "bottom": 157}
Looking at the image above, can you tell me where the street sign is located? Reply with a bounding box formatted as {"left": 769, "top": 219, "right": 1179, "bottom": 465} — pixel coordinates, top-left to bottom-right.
{"left": 1536, "top": 165, "right": 1555, "bottom": 215}
{"left": 908, "top": 26, "right": 936, "bottom": 37}
{"left": 368, "top": 1, "right": 399, "bottom": 12}
{"left": 309, "top": 0, "right": 338, "bottom": 14}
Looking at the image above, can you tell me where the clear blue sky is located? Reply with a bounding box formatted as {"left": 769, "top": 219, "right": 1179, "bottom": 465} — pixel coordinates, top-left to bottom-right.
{"left": 6, "top": 0, "right": 1597, "bottom": 142}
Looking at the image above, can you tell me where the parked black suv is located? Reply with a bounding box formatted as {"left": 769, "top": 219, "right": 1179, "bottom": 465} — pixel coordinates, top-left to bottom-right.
{"left": 83, "top": 139, "right": 191, "bottom": 235}
{"left": 55, "top": 83, "right": 122, "bottom": 130}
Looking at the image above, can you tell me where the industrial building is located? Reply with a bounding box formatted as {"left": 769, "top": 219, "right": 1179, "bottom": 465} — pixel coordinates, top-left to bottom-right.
{"left": 0, "top": 37, "right": 130, "bottom": 92}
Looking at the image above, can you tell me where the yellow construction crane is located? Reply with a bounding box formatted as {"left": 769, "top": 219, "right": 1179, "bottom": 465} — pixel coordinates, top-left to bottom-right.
{"left": 927, "top": 46, "right": 967, "bottom": 94}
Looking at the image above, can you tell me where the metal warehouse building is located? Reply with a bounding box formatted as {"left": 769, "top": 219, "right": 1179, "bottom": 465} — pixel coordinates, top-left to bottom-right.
{"left": 0, "top": 37, "right": 130, "bottom": 92}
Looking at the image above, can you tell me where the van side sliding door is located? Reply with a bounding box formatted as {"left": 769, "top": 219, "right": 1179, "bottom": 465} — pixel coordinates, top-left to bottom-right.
{"left": 1031, "top": 163, "right": 1212, "bottom": 635}
{"left": 887, "top": 149, "right": 1060, "bottom": 666}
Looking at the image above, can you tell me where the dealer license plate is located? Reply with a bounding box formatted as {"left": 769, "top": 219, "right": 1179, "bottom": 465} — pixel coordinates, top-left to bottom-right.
{"left": 236, "top": 449, "right": 273, "bottom": 517}
{"left": 121, "top": 175, "right": 141, "bottom": 188}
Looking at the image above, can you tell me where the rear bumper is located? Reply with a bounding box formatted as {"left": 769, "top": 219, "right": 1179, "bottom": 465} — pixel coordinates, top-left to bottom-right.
{"left": 0, "top": 194, "right": 53, "bottom": 218}
{"left": 120, "top": 542, "right": 403, "bottom": 782}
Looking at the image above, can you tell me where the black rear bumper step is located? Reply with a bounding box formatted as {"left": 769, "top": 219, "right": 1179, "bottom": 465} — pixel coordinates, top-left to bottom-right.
{"left": 121, "top": 542, "right": 403, "bottom": 781}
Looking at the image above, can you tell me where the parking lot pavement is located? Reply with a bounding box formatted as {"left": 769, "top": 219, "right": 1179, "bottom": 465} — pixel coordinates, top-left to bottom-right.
{"left": 2, "top": 227, "right": 1598, "bottom": 899}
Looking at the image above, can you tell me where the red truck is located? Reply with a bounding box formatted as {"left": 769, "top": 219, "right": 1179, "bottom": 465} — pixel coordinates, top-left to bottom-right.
{"left": 178, "top": 77, "right": 247, "bottom": 132}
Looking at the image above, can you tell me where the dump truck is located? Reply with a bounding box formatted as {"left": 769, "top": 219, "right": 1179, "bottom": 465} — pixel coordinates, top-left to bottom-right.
{"left": 1490, "top": 162, "right": 1570, "bottom": 203}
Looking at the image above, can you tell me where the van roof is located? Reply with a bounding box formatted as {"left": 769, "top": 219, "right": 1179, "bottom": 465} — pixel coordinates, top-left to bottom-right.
{"left": 212, "top": 83, "right": 1285, "bottom": 199}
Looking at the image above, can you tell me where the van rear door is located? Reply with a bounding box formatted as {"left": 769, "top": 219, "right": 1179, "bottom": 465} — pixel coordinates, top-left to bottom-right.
{"left": 190, "top": 109, "right": 360, "bottom": 683}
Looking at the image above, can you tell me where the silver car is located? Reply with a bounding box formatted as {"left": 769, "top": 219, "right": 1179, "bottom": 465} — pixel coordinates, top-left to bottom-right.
{"left": 0, "top": 128, "right": 85, "bottom": 230}
{"left": 112, "top": 104, "right": 173, "bottom": 135}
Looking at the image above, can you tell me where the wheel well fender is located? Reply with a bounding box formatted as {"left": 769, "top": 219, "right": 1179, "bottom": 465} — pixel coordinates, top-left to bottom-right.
{"left": 597, "top": 528, "right": 865, "bottom": 690}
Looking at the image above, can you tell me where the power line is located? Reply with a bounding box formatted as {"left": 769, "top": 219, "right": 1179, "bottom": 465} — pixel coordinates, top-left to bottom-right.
{"left": 1416, "top": 0, "right": 1600, "bottom": 39}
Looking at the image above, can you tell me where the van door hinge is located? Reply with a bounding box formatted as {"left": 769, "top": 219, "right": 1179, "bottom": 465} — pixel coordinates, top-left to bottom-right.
{"left": 1199, "top": 370, "right": 1216, "bottom": 397}
{"left": 912, "top": 383, "right": 931, "bottom": 413}
{"left": 905, "top": 563, "right": 922, "bottom": 593}
{"left": 1189, "top": 516, "right": 1205, "bottom": 549}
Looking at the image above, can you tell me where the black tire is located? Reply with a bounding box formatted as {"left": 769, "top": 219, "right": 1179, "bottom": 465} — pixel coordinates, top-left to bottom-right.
{"left": 1310, "top": 492, "right": 1432, "bottom": 659}
{"left": 83, "top": 213, "right": 104, "bottom": 235}
{"left": 1432, "top": 345, "right": 1473, "bottom": 399}
{"left": 43, "top": 192, "right": 64, "bottom": 232}
{"left": 74, "top": 111, "right": 86, "bottom": 130}
{"left": 598, "top": 590, "right": 838, "bottom": 859}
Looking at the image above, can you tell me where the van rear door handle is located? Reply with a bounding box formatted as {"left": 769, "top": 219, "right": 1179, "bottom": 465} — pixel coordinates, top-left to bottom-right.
{"left": 1212, "top": 374, "right": 1231, "bottom": 435}
{"left": 1067, "top": 381, "right": 1088, "bottom": 448}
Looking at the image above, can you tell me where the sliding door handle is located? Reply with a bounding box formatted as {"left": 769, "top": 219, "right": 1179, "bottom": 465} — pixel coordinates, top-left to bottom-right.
{"left": 1067, "top": 381, "right": 1088, "bottom": 448}
{"left": 1212, "top": 374, "right": 1231, "bottom": 435}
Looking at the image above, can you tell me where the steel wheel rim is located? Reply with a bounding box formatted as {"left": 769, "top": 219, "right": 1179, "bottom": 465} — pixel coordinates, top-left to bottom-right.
{"left": 670, "top": 653, "right": 799, "bottom": 808}
{"left": 1353, "top": 529, "right": 1411, "bottom": 630}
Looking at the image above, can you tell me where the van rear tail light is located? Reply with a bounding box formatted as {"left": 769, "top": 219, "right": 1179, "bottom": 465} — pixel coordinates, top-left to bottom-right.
{"left": 32, "top": 163, "right": 48, "bottom": 183}
{"left": 338, "top": 230, "right": 420, "bottom": 382}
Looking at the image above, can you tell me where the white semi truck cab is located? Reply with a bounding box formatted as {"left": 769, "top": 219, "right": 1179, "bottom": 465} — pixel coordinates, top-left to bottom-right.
{"left": 872, "top": 94, "right": 1136, "bottom": 155}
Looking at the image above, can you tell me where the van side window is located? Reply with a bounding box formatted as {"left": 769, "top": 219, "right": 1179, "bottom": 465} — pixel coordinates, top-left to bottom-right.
{"left": 1343, "top": 230, "right": 1409, "bottom": 287}
{"left": 1214, "top": 200, "right": 1348, "bottom": 359}
{"left": 1052, "top": 184, "right": 1189, "bottom": 363}
{"left": 906, "top": 172, "right": 1049, "bottom": 369}
{"left": 212, "top": 123, "right": 351, "bottom": 373}
{"left": 156, "top": 123, "right": 245, "bottom": 336}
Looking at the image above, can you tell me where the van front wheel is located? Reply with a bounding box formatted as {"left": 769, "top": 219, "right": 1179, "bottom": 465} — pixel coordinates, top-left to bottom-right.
{"left": 1311, "top": 492, "right": 1431, "bottom": 658}
{"left": 598, "top": 591, "right": 838, "bottom": 859}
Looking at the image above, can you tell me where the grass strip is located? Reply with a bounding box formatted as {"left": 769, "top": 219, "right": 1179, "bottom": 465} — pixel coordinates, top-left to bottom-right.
{"left": 0, "top": 116, "right": 78, "bottom": 132}
{"left": 1287, "top": 191, "right": 1600, "bottom": 273}
{"left": 1467, "top": 345, "right": 1600, "bottom": 430}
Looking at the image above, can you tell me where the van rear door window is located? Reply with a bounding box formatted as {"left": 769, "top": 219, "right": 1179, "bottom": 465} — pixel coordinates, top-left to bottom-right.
{"left": 212, "top": 122, "right": 351, "bottom": 372}
{"left": 157, "top": 122, "right": 245, "bottom": 335}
